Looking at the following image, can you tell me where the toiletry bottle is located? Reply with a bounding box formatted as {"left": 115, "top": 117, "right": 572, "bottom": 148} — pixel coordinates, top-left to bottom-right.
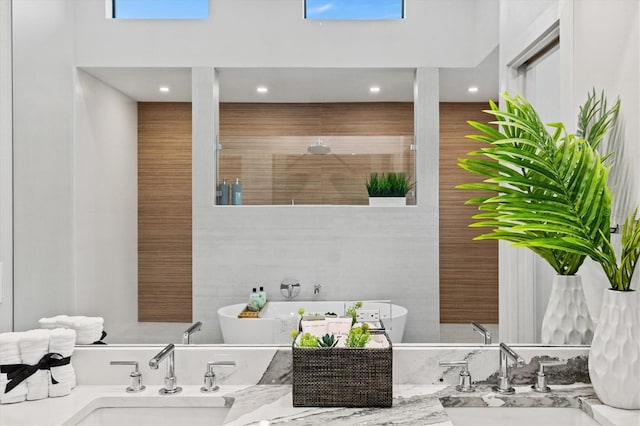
{"left": 232, "top": 177, "right": 242, "bottom": 205}
{"left": 258, "top": 286, "right": 267, "bottom": 308}
{"left": 248, "top": 287, "right": 261, "bottom": 311}
{"left": 218, "top": 178, "right": 229, "bottom": 205}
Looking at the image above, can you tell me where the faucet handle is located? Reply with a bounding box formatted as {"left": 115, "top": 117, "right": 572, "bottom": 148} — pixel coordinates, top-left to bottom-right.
{"left": 110, "top": 361, "right": 145, "bottom": 393}
{"left": 531, "top": 360, "right": 567, "bottom": 393}
{"left": 201, "top": 361, "right": 236, "bottom": 393}
{"left": 439, "top": 360, "right": 475, "bottom": 392}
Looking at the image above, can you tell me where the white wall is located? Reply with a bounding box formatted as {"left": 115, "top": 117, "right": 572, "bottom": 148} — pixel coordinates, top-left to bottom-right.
{"left": 573, "top": 0, "right": 640, "bottom": 226}
{"left": 0, "top": 0, "right": 13, "bottom": 331}
{"left": 12, "top": 0, "right": 76, "bottom": 330}
{"left": 73, "top": 70, "right": 141, "bottom": 337}
{"left": 499, "top": 0, "right": 640, "bottom": 342}
{"left": 73, "top": 0, "right": 498, "bottom": 68}
{"left": 12, "top": 0, "right": 497, "bottom": 342}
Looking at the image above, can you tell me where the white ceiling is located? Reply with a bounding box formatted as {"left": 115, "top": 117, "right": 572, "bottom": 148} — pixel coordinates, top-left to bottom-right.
{"left": 81, "top": 48, "right": 498, "bottom": 103}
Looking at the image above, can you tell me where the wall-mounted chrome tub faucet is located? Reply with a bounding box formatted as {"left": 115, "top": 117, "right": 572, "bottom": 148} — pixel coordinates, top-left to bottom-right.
{"left": 183, "top": 321, "right": 202, "bottom": 344}
{"left": 149, "top": 343, "right": 182, "bottom": 395}
{"left": 313, "top": 283, "right": 322, "bottom": 295}
{"left": 492, "top": 343, "right": 524, "bottom": 395}
{"left": 280, "top": 278, "right": 301, "bottom": 299}
{"left": 471, "top": 321, "right": 491, "bottom": 344}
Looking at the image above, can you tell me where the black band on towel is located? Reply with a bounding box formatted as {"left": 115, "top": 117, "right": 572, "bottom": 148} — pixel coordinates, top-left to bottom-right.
{"left": 92, "top": 330, "right": 108, "bottom": 344}
{"left": 1, "top": 353, "right": 71, "bottom": 394}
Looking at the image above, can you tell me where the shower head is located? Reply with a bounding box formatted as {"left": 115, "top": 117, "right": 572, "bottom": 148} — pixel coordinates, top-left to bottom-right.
{"left": 307, "top": 139, "right": 331, "bottom": 155}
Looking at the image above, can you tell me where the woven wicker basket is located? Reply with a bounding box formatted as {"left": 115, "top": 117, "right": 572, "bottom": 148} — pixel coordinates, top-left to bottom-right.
{"left": 292, "top": 333, "right": 392, "bottom": 407}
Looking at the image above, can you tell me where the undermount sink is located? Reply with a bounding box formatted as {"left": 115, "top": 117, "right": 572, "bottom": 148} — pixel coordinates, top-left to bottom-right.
{"left": 444, "top": 407, "right": 599, "bottom": 426}
{"left": 75, "top": 407, "right": 231, "bottom": 425}
{"left": 68, "top": 396, "right": 231, "bottom": 426}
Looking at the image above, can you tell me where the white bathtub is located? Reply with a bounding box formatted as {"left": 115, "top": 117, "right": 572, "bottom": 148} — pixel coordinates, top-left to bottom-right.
{"left": 217, "top": 301, "right": 407, "bottom": 344}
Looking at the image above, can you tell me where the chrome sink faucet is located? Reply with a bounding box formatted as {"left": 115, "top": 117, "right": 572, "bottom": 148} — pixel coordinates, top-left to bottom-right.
{"left": 492, "top": 343, "right": 524, "bottom": 395}
{"left": 183, "top": 321, "right": 202, "bottom": 344}
{"left": 471, "top": 321, "right": 491, "bottom": 344}
{"left": 149, "top": 343, "right": 182, "bottom": 395}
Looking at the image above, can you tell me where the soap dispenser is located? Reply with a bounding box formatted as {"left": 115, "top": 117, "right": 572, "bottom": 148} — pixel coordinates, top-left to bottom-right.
{"left": 232, "top": 178, "right": 242, "bottom": 205}
{"left": 218, "top": 178, "right": 229, "bottom": 205}
{"left": 258, "top": 286, "right": 267, "bottom": 308}
{"left": 248, "top": 288, "right": 261, "bottom": 311}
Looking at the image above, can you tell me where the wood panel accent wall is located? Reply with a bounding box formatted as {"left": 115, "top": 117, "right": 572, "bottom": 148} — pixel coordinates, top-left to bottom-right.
{"left": 220, "top": 103, "right": 415, "bottom": 136}
{"left": 439, "top": 103, "right": 498, "bottom": 324}
{"left": 138, "top": 102, "right": 192, "bottom": 322}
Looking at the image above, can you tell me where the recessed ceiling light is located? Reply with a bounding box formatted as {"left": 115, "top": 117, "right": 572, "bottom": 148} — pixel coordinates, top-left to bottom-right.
{"left": 467, "top": 86, "right": 479, "bottom": 93}
{"left": 370, "top": 86, "right": 381, "bottom": 93}
{"left": 256, "top": 86, "right": 268, "bottom": 93}
{"left": 159, "top": 86, "right": 170, "bottom": 93}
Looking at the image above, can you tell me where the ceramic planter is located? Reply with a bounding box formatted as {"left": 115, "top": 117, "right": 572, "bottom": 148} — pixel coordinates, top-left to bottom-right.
{"left": 368, "top": 197, "right": 406, "bottom": 207}
{"left": 540, "top": 275, "right": 593, "bottom": 345}
{"left": 589, "top": 289, "right": 640, "bottom": 409}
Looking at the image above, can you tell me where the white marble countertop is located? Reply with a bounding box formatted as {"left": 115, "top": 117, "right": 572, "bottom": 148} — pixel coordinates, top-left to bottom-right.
{"left": 1, "top": 384, "right": 638, "bottom": 426}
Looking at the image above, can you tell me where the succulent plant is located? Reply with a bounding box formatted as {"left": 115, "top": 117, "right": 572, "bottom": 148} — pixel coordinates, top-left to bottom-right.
{"left": 318, "top": 333, "right": 339, "bottom": 348}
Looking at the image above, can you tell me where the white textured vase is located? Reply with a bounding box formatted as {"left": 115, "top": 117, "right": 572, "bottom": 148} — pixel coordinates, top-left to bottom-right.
{"left": 589, "top": 289, "right": 640, "bottom": 409}
{"left": 540, "top": 275, "right": 594, "bottom": 345}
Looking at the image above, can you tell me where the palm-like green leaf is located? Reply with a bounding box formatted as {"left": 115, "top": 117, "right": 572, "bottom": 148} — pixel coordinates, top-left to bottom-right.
{"left": 577, "top": 88, "right": 620, "bottom": 156}
{"left": 458, "top": 93, "right": 613, "bottom": 275}
{"left": 605, "top": 209, "right": 640, "bottom": 291}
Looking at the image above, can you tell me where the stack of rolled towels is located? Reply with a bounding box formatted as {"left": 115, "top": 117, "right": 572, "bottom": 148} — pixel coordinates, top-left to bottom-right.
{"left": 0, "top": 328, "right": 76, "bottom": 404}
{"left": 39, "top": 315, "right": 105, "bottom": 344}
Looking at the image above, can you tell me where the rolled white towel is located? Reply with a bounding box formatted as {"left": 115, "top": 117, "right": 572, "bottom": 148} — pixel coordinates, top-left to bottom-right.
{"left": 55, "top": 316, "right": 75, "bottom": 330}
{"left": 48, "top": 328, "right": 76, "bottom": 398}
{"left": 72, "top": 317, "right": 104, "bottom": 344}
{"left": 0, "top": 332, "right": 27, "bottom": 404}
{"left": 18, "top": 329, "right": 50, "bottom": 401}
{"left": 38, "top": 315, "right": 69, "bottom": 330}
{"left": 39, "top": 315, "right": 105, "bottom": 344}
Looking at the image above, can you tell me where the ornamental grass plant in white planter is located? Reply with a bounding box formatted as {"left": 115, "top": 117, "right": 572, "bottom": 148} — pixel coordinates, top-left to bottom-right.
{"left": 458, "top": 91, "right": 619, "bottom": 345}
{"left": 366, "top": 172, "right": 412, "bottom": 206}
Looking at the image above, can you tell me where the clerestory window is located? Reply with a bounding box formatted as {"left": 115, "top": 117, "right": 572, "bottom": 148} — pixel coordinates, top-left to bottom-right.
{"left": 111, "top": 0, "right": 209, "bottom": 19}
{"left": 304, "top": 0, "right": 404, "bottom": 20}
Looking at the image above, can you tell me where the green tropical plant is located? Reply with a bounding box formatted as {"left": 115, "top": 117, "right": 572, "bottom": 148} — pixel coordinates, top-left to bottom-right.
{"left": 366, "top": 172, "right": 413, "bottom": 197}
{"left": 602, "top": 209, "right": 640, "bottom": 291}
{"left": 458, "top": 91, "right": 619, "bottom": 276}
{"left": 537, "top": 207, "right": 640, "bottom": 291}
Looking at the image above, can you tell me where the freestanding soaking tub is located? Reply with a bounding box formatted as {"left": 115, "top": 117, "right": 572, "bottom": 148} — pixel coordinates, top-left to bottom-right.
{"left": 218, "top": 301, "right": 408, "bottom": 344}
